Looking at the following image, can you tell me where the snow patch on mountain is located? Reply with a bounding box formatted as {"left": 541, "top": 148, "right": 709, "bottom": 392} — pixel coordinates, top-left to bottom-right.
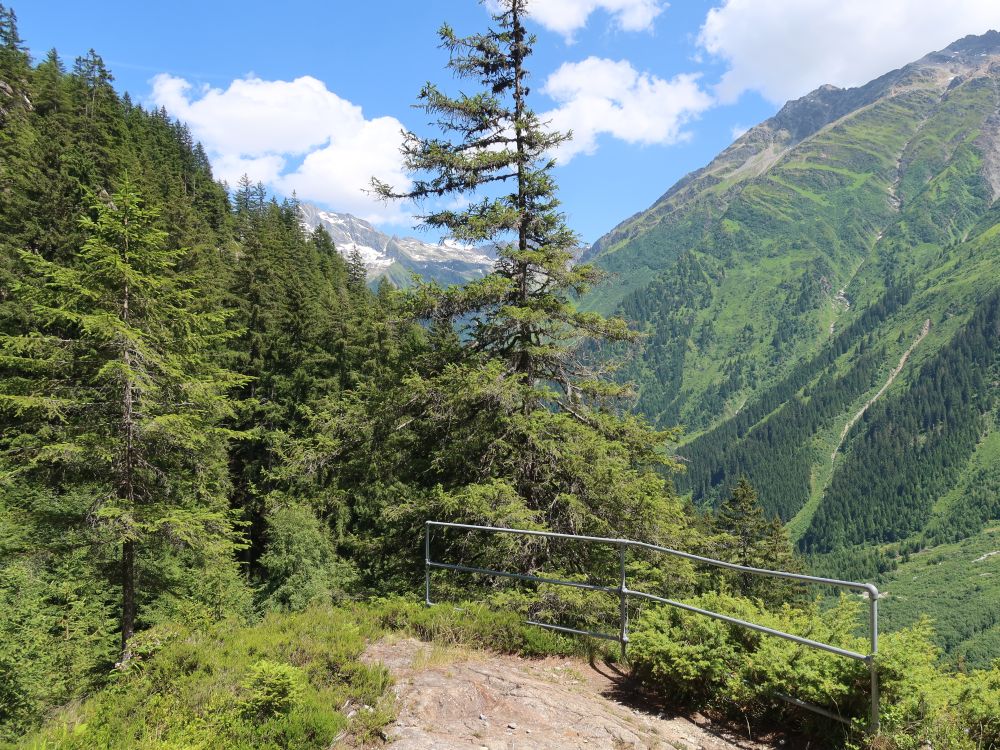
{"left": 299, "top": 202, "right": 495, "bottom": 282}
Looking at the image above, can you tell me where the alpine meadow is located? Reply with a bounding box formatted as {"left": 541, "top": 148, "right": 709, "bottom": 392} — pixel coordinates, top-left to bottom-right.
{"left": 2, "top": 2, "right": 1000, "bottom": 749}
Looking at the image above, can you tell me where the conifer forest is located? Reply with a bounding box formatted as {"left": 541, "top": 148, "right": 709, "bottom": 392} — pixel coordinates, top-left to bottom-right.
{"left": 2, "top": 2, "right": 1000, "bottom": 748}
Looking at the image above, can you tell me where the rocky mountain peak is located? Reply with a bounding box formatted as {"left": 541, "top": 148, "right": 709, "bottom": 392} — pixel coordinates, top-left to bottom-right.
{"left": 298, "top": 202, "right": 495, "bottom": 287}
{"left": 944, "top": 29, "right": 1000, "bottom": 56}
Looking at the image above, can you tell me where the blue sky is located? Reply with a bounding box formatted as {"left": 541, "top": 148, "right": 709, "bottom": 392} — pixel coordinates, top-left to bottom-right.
{"left": 16, "top": 0, "right": 1000, "bottom": 243}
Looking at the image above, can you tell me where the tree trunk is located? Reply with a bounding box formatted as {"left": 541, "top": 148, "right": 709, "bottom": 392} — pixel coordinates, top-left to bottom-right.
{"left": 120, "top": 539, "right": 135, "bottom": 661}
{"left": 118, "top": 203, "right": 138, "bottom": 664}
{"left": 511, "top": 0, "right": 534, "bottom": 393}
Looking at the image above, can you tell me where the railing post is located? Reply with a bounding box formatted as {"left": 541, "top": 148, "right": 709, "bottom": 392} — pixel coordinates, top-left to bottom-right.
{"left": 618, "top": 542, "right": 628, "bottom": 662}
{"left": 425, "top": 521, "right": 432, "bottom": 607}
{"left": 869, "top": 587, "right": 880, "bottom": 734}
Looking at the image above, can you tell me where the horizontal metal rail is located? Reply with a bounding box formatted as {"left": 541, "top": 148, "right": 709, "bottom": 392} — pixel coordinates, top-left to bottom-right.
{"left": 424, "top": 520, "right": 881, "bottom": 734}
{"left": 428, "top": 560, "right": 620, "bottom": 594}
{"left": 427, "top": 521, "right": 878, "bottom": 597}
{"left": 627, "top": 589, "right": 869, "bottom": 662}
{"left": 526, "top": 620, "right": 620, "bottom": 642}
{"left": 776, "top": 692, "right": 851, "bottom": 726}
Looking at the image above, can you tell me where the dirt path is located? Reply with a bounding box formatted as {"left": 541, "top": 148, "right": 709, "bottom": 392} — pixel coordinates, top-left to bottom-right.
{"left": 831, "top": 318, "right": 930, "bottom": 463}
{"left": 363, "top": 637, "right": 781, "bottom": 750}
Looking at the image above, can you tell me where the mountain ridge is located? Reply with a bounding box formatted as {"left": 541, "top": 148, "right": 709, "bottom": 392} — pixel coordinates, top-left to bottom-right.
{"left": 298, "top": 202, "right": 496, "bottom": 286}
{"left": 577, "top": 31, "right": 1000, "bottom": 640}
{"left": 585, "top": 29, "right": 1000, "bottom": 266}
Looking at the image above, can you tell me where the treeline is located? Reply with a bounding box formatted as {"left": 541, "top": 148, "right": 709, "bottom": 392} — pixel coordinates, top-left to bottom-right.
{"left": 675, "top": 280, "right": 912, "bottom": 516}
{"left": 801, "top": 291, "right": 1000, "bottom": 552}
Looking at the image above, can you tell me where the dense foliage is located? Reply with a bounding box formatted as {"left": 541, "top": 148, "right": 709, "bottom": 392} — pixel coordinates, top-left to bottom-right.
{"left": 580, "top": 24, "right": 1000, "bottom": 668}
{"left": 2, "top": 3, "right": 1000, "bottom": 748}
{"left": 630, "top": 594, "right": 1000, "bottom": 750}
{"left": 0, "top": 1, "right": 691, "bottom": 741}
{"left": 17, "top": 607, "right": 395, "bottom": 750}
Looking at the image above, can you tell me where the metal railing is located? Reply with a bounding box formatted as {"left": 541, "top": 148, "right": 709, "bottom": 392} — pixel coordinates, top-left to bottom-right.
{"left": 424, "top": 520, "right": 881, "bottom": 733}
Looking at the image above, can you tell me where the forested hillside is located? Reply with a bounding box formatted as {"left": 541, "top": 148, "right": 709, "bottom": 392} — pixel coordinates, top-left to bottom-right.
{"left": 3, "top": 3, "right": 1000, "bottom": 748}
{"left": 584, "top": 32, "right": 1000, "bottom": 647}
{"left": 0, "top": 4, "right": 702, "bottom": 742}
{"left": 0, "top": 10, "right": 412, "bottom": 732}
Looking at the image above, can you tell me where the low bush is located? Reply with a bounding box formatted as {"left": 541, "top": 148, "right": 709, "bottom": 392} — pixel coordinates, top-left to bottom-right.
{"left": 13, "top": 607, "right": 393, "bottom": 750}
{"left": 13, "top": 595, "right": 1000, "bottom": 749}
{"left": 629, "top": 593, "right": 1000, "bottom": 749}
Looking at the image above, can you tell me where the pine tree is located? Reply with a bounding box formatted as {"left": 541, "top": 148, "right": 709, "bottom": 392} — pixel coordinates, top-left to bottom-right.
{"left": 372, "top": 0, "right": 634, "bottom": 406}
{"left": 346, "top": 247, "right": 367, "bottom": 288}
{"left": 714, "top": 476, "right": 800, "bottom": 604}
{"left": 0, "top": 4, "right": 23, "bottom": 61}
{"left": 348, "top": 0, "right": 690, "bottom": 590}
{"left": 0, "top": 2, "right": 34, "bottom": 261}
{"left": 1, "top": 178, "right": 246, "bottom": 660}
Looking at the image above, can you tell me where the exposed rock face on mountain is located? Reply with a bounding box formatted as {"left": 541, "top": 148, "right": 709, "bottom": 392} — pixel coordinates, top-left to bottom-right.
{"left": 298, "top": 202, "right": 495, "bottom": 287}
{"left": 580, "top": 31, "right": 1000, "bottom": 629}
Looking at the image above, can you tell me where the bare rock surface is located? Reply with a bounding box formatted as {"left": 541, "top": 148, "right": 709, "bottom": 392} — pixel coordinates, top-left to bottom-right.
{"left": 363, "top": 637, "right": 779, "bottom": 750}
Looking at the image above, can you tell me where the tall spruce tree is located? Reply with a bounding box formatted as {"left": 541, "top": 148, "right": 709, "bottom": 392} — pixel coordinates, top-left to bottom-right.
{"left": 714, "top": 476, "right": 800, "bottom": 604}
{"left": 1, "top": 179, "right": 246, "bottom": 660}
{"left": 372, "top": 0, "right": 633, "bottom": 404}
{"left": 350, "top": 0, "right": 691, "bottom": 594}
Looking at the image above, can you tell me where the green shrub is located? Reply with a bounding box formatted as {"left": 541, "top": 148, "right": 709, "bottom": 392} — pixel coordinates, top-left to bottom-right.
{"left": 959, "top": 663, "right": 1000, "bottom": 748}
{"left": 240, "top": 661, "right": 303, "bottom": 721}
{"left": 17, "top": 607, "right": 392, "bottom": 750}
{"left": 629, "top": 592, "right": 868, "bottom": 729}
{"left": 257, "top": 503, "right": 359, "bottom": 612}
{"left": 630, "top": 594, "right": 1000, "bottom": 749}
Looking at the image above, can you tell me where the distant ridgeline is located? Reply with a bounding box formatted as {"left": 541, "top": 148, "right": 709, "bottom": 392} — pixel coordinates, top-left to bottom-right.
{"left": 583, "top": 31, "right": 1000, "bottom": 652}
{"left": 298, "top": 202, "right": 496, "bottom": 288}
{"left": 296, "top": 204, "right": 592, "bottom": 288}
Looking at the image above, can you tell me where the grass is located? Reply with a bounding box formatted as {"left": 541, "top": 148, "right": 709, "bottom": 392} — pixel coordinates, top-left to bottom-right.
{"left": 13, "top": 608, "right": 394, "bottom": 750}
{"left": 880, "top": 525, "right": 1000, "bottom": 668}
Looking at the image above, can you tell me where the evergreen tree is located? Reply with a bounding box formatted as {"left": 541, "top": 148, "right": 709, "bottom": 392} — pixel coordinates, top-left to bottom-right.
{"left": 339, "top": 0, "right": 692, "bottom": 594}
{"left": 713, "top": 476, "right": 800, "bottom": 604}
{"left": 346, "top": 247, "right": 367, "bottom": 288}
{"left": 1, "top": 179, "right": 246, "bottom": 660}
{"left": 0, "top": 4, "right": 23, "bottom": 60}
{"left": 373, "top": 0, "right": 633, "bottom": 402}
{"left": 0, "top": 2, "right": 34, "bottom": 263}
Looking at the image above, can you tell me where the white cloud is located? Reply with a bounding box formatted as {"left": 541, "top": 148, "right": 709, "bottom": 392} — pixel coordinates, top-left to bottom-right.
{"left": 730, "top": 124, "right": 748, "bottom": 140}
{"left": 149, "top": 73, "right": 410, "bottom": 222}
{"left": 518, "top": 0, "right": 666, "bottom": 39}
{"left": 541, "top": 57, "right": 713, "bottom": 162}
{"left": 699, "top": 0, "right": 1000, "bottom": 104}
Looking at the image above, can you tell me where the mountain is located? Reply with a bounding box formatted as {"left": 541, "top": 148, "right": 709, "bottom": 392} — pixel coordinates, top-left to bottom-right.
{"left": 298, "top": 202, "right": 496, "bottom": 286}
{"left": 583, "top": 31, "right": 1000, "bottom": 657}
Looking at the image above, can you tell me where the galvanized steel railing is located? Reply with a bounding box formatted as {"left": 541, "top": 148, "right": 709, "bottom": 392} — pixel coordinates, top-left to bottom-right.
{"left": 424, "top": 520, "right": 881, "bottom": 733}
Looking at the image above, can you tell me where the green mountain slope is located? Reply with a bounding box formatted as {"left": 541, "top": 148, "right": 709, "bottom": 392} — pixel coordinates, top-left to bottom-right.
{"left": 584, "top": 32, "right": 1000, "bottom": 604}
